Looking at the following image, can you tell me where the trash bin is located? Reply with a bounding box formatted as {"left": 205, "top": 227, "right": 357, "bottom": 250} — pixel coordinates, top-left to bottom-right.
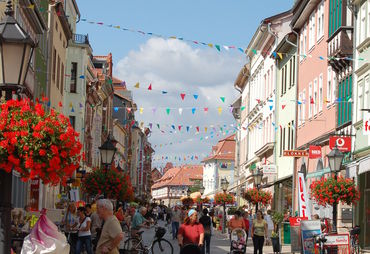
{"left": 283, "top": 222, "right": 291, "bottom": 244}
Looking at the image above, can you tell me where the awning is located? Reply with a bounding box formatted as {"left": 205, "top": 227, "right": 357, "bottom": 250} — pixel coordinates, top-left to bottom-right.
{"left": 306, "top": 167, "right": 331, "bottom": 179}
{"left": 359, "top": 156, "right": 370, "bottom": 175}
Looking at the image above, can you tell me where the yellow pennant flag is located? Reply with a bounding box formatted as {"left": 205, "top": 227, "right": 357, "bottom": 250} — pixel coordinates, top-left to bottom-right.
{"left": 139, "top": 107, "right": 144, "bottom": 114}
{"left": 134, "top": 82, "right": 140, "bottom": 88}
{"left": 114, "top": 26, "right": 121, "bottom": 29}
{"left": 218, "top": 107, "right": 222, "bottom": 115}
{"left": 28, "top": 4, "right": 35, "bottom": 9}
{"left": 140, "top": 122, "right": 144, "bottom": 127}
{"left": 69, "top": 102, "right": 73, "bottom": 108}
{"left": 170, "top": 36, "right": 176, "bottom": 39}
{"left": 208, "top": 43, "right": 213, "bottom": 48}
{"left": 205, "top": 127, "right": 208, "bottom": 133}
{"left": 277, "top": 53, "right": 283, "bottom": 59}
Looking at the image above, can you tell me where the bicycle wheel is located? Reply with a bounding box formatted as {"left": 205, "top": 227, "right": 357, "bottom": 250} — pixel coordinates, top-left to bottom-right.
{"left": 151, "top": 238, "right": 173, "bottom": 254}
{"left": 124, "top": 237, "right": 143, "bottom": 254}
{"left": 122, "top": 223, "right": 130, "bottom": 235}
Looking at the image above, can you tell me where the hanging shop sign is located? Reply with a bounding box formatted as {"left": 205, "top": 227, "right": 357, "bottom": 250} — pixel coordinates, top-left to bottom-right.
{"left": 329, "top": 136, "right": 351, "bottom": 152}
{"left": 283, "top": 150, "right": 309, "bottom": 157}
{"left": 309, "top": 146, "right": 322, "bottom": 159}
{"left": 262, "top": 165, "right": 277, "bottom": 174}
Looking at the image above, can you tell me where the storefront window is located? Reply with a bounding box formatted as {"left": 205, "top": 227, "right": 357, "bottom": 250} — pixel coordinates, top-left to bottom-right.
{"left": 365, "top": 172, "right": 370, "bottom": 247}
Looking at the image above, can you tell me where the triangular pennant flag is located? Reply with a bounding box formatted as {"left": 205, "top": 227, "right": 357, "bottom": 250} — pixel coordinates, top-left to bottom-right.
{"left": 215, "top": 45, "right": 221, "bottom": 51}
{"left": 256, "top": 99, "right": 261, "bottom": 103}
{"left": 69, "top": 102, "right": 73, "bottom": 108}
{"left": 297, "top": 101, "right": 302, "bottom": 105}
{"left": 186, "top": 126, "right": 190, "bottom": 132}
{"left": 28, "top": 4, "right": 35, "bottom": 9}
{"left": 59, "top": 101, "right": 63, "bottom": 107}
{"left": 282, "top": 105, "right": 286, "bottom": 110}
{"left": 126, "top": 107, "right": 132, "bottom": 113}
{"left": 241, "top": 106, "right": 246, "bottom": 111}
{"left": 272, "top": 52, "right": 277, "bottom": 58}
{"left": 252, "top": 49, "right": 257, "bottom": 55}
{"left": 171, "top": 125, "right": 175, "bottom": 130}
{"left": 79, "top": 75, "right": 85, "bottom": 79}
{"left": 152, "top": 108, "right": 157, "bottom": 114}
{"left": 196, "top": 126, "right": 200, "bottom": 132}
{"left": 114, "top": 107, "right": 119, "bottom": 112}
{"left": 149, "top": 123, "right": 153, "bottom": 129}
{"left": 204, "top": 108, "right": 209, "bottom": 113}
{"left": 217, "top": 107, "right": 222, "bottom": 115}
{"left": 207, "top": 43, "right": 213, "bottom": 48}
{"left": 310, "top": 97, "right": 315, "bottom": 104}
{"left": 223, "top": 46, "right": 230, "bottom": 51}
{"left": 205, "top": 127, "right": 208, "bottom": 132}
{"left": 157, "top": 124, "right": 160, "bottom": 129}
{"left": 71, "top": 107, "right": 74, "bottom": 112}
{"left": 79, "top": 103, "right": 83, "bottom": 108}
{"left": 193, "top": 94, "right": 199, "bottom": 100}
{"left": 277, "top": 53, "right": 283, "bottom": 59}
{"left": 139, "top": 107, "right": 144, "bottom": 114}
{"left": 148, "top": 84, "right": 152, "bottom": 90}
{"left": 220, "top": 97, "right": 225, "bottom": 103}
{"left": 180, "top": 93, "right": 186, "bottom": 100}
{"left": 192, "top": 108, "right": 196, "bottom": 114}
{"left": 134, "top": 82, "right": 140, "bottom": 88}
{"left": 179, "top": 108, "right": 183, "bottom": 115}
{"left": 166, "top": 108, "right": 171, "bottom": 115}
{"left": 178, "top": 126, "right": 182, "bottom": 131}
{"left": 162, "top": 91, "right": 168, "bottom": 94}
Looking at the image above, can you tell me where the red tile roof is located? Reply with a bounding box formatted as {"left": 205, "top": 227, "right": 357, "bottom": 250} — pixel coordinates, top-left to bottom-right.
{"left": 151, "top": 165, "right": 203, "bottom": 190}
{"left": 202, "top": 134, "right": 236, "bottom": 162}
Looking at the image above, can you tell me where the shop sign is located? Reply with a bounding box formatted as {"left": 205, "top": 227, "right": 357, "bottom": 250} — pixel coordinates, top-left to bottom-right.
{"left": 325, "top": 234, "right": 350, "bottom": 245}
{"left": 298, "top": 172, "right": 311, "bottom": 219}
{"left": 283, "top": 150, "right": 309, "bottom": 157}
{"left": 329, "top": 136, "right": 351, "bottom": 152}
{"left": 309, "top": 146, "right": 322, "bottom": 159}
{"left": 262, "top": 165, "right": 277, "bottom": 174}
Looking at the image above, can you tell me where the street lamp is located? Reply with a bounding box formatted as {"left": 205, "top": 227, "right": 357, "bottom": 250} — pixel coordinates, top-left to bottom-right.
{"left": 98, "top": 134, "right": 116, "bottom": 198}
{"left": 0, "top": 1, "right": 36, "bottom": 252}
{"left": 253, "top": 168, "right": 264, "bottom": 212}
{"left": 327, "top": 145, "right": 344, "bottom": 233}
{"left": 187, "top": 188, "right": 192, "bottom": 197}
{"left": 221, "top": 178, "right": 229, "bottom": 234}
{"left": 199, "top": 184, "right": 205, "bottom": 211}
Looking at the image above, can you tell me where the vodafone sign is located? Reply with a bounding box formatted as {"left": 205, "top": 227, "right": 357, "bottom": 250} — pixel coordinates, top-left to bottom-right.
{"left": 329, "top": 136, "right": 351, "bottom": 152}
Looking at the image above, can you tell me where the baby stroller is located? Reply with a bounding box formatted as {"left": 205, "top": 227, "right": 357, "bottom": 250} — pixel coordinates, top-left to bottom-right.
{"left": 230, "top": 228, "right": 247, "bottom": 254}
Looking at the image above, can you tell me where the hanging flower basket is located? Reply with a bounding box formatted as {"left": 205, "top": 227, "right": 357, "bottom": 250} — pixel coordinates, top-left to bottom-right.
{"left": 0, "top": 98, "right": 82, "bottom": 185}
{"left": 244, "top": 187, "right": 272, "bottom": 206}
{"left": 214, "top": 192, "right": 235, "bottom": 205}
{"left": 181, "top": 197, "right": 194, "bottom": 206}
{"left": 310, "top": 176, "right": 360, "bottom": 206}
{"left": 194, "top": 196, "right": 210, "bottom": 204}
{"left": 81, "top": 165, "right": 134, "bottom": 201}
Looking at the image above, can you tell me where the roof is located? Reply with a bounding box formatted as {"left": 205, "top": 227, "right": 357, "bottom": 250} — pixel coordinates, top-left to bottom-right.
{"left": 202, "top": 134, "right": 236, "bottom": 162}
{"left": 151, "top": 165, "right": 203, "bottom": 189}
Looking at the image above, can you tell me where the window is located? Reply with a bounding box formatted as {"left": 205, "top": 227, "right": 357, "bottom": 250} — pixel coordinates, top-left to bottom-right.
{"left": 309, "top": 83, "right": 313, "bottom": 118}
{"left": 52, "top": 48, "right": 56, "bottom": 82}
{"left": 327, "top": 67, "right": 332, "bottom": 104}
{"left": 314, "top": 79, "right": 318, "bottom": 115}
{"left": 291, "top": 56, "right": 296, "bottom": 87}
{"left": 304, "top": 25, "right": 307, "bottom": 55}
{"left": 303, "top": 89, "right": 306, "bottom": 123}
{"left": 361, "top": 4, "right": 367, "bottom": 43}
{"left": 319, "top": 74, "right": 323, "bottom": 112}
{"left": 300, "top": 25, "right": 308, "bottom": 60}
{"left": 57, "top": 55, "right": 60, "bottom": 89}
{"left": 309, "top": 11, "right": 316, "bottom": 49}
{"left": 365, "top": 76, "right": 370, "bottom": 111}
{"left": 290, "top": 121, "right": 295, "bottom": 149}
{"left": 368, "top": 1, "right": 370, "bottom": 37}
{"left": 358, "top": 80, "right": 364, "bottom": 123}
{"left": 288, "top": 124, "right": 291, "bottom": 150}
{"left": 281, "top": 66, "right": 285, "bottom": 96}
{"left": 69, "top": 116, "right": 76, "bottom": 129}
{"left": 61, "top": 63, "right": 64, "bottom": 95}
{"left": 70, "top": 62, "right": 77, "bottom": 93}
{"left": 283, "top": 128, "right": 286, "bottom": 151}
{"left": 317, "top": 1, "right": 325, "bottom": 40}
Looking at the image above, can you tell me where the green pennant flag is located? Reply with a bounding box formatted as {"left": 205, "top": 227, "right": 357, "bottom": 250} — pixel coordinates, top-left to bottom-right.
{"left": 252, "top": 49, "right": 257, "bottom": 55}
{"left": 157, "top": 124, "right": 160, "bottom": 129}
{"left": 215, "top": 45, "right": 221, "bottom": 51}
{"left": 220, "top": 97, "right": 225, "bottom": 103}
{"left": 108, "top": 79, "right": 113, "bottom": 85}
{"left": 166, "top": 108, "right": 171, "bottom": 115}
{"left": 241, "top": 106, "right": 246, "bottom": 111}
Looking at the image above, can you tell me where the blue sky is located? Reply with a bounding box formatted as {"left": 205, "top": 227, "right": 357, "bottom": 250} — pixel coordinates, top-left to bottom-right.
{"left": 76, "top": 0, "right": 293, "bottom": 169}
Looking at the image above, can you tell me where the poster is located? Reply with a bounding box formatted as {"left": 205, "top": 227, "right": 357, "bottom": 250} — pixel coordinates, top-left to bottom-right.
{"left": 289, "top": 217, "right": 308, "bottom": 252}
{"left": 300, "top": 220, "right": 322, "bottom": 254}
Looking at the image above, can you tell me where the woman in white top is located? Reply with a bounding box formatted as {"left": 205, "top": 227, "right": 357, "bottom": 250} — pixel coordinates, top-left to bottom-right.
{"left": 75, "top": 207, "right": 92, "bottom": 254}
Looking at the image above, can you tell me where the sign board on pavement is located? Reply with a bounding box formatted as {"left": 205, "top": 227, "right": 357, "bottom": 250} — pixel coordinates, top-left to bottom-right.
{"left": 289, "top": 217, "right": 308, "bottom": 253}
{"left": 300, "top": 220, "right": 322, "bottom": 254}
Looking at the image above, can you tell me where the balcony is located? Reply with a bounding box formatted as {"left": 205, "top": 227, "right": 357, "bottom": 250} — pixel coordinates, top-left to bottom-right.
{"left": 327, "top": 27, "right": 354, "bottom": 71}
{"left": 72, "top": 33, "right": 90, "bottom": 45}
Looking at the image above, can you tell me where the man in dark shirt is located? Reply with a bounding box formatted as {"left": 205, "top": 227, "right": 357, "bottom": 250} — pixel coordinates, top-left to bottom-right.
{"left": 199, "top": 208, "right": 212, "bottom": 254}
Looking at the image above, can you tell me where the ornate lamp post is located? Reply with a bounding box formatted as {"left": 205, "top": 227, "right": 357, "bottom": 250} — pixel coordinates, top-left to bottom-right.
{"left": 221, "top": 178, "right": 229, "bottom": 234}
{"left": 98, "top": 134, "right": 117, "bottom": 198}
{"left": 0, "top": 1, "right": 36, "bottom": 252}
{"left": 327, "top": 145, "right": 344, "bottom": 233}
{"left": 253, "top": 168, "right": 264, "bottom": 212}
{"left": 199, "top": 184, "right": 205, "bottom": 211}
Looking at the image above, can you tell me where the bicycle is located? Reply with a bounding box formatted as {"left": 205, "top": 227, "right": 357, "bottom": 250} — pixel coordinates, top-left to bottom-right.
{"left": 123, "top": 226, "right": 173, "bottom": 254}
{"left": 349, "top": 226, "right": 360, "bottom": 254}
{"left": 312, "top": 233, "right": 328, "bottom": 254}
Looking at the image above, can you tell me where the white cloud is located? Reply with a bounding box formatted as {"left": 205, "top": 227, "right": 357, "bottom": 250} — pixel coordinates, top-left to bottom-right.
{"left": 114, "top": 38, "right": 244, "bottom": 168}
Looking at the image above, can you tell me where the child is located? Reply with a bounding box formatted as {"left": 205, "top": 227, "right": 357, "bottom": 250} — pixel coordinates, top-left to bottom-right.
{"left": 232, "top": 230, "right": 246, "bottom": 251}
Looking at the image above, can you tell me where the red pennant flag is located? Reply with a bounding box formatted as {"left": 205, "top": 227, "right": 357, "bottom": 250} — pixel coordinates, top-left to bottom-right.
{"left": 58, "top": 101, "right": 63, "bottom": 107}
{"left": 196, "top": 126, "right": 200, "bottom": 132}
{"left": 178, "top": 126, "right": 182, "bottom": 131}
{"left": 131, "top": 120, "right": 135, "bottom": 126}
{"left": 195, "top": 156, "right": 199, "bottom": 160}
{"left": 127, "top": 108, "right": 132, "bottom": 113}
{"left": 310, "top": 97, "right": 314, "bottom": 104}
{"left": 282, "top": 105, "right": 286, "bottom": 110}
{"left": 148, "top": 84, "right": 152, "bottom": 90}
{"left": 256, "top": 99, "right": 261, "bottom": 103}
{"left": 180, "top": 93, "right": 186, "bottom": 100}
{"left": 204, "top": 107, "right": 209, "bottom": 113}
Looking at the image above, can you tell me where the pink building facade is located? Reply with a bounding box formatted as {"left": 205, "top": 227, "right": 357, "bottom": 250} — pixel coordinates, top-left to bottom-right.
{"left": 292, "top": 0, "right": 337, "bottom": 217}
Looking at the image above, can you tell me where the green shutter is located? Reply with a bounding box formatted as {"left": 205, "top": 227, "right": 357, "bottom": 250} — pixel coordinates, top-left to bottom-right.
{"left": 339, "top": 0, "right": 342, "bottom": 28}
{"left": 337, "top": 80, "right": 341, "bottom": 126}
{"left": 344, "top": 77, "right": 348, "bottom": 123}
{"left": 349, "top": 75, "right": 352, "bottom": 122}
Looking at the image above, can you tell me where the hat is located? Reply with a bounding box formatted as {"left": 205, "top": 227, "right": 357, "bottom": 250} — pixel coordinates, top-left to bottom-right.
{"left": 188, "top": 209, "right": 196, "bottom": 217}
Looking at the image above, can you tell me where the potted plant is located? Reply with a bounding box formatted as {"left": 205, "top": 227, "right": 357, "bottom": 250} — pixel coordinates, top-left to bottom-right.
{"left": 271, "top": 211, "right": 284, "bottom": 254}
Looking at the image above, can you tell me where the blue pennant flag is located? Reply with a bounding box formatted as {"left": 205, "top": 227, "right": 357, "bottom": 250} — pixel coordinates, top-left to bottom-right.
{"left": 192, "top": 108, "right": 196, "bottom": 114}
{"left": 193, "top": 94, "right": 199, "bottom": 100}
{"left": 162, "top": 91, "right": 168, "bottom": 94}
{"left": 114, "top": 107, "right": 119, "bottom": 112}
